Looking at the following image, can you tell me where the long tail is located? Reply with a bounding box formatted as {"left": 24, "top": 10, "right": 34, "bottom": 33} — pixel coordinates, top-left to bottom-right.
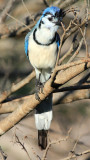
{"left": 38, "top": 130, "right": 48, "bottom": 149}
{"left": 35, "top": 94, "right": 52, "bottom": 149}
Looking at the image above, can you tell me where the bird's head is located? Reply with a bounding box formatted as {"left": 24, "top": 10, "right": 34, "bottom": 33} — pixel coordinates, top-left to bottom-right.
{"left": 39, "top": 6, "right": 65, "bottom": 31}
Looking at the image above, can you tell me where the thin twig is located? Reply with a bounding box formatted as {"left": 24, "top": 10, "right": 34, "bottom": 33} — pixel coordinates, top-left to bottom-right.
{"left": 56, "top": 22, "right": 66, "bottom": 66}
{"left": 67, "top": 135, "right": 81, "bottom": 160}
{"left": 58, "top": 12, "right": 80, "bottom": 65}
{"left": 54, "top": 84, "right": 90, "bottom": 93}
{"left": 22, "top": 0, "right": 35, "bottom": 25}
{"left": 0, "top": 0, "right": 16, "bottom": 23}
{"left": 0, "top": 146, "right": 7, "bottom": 160}
{"left": 59, "top": 44, "right": 73, "bottom": 64}
{"left": 61, "top": 149, "right": 90, "bottom": 160}
{"left": 63, "top": 15, "right": 90, "bottom": 43}
{"left": 67, "top": 37, "right": 83, "bottom": 63}
{"left": 15, "top": 134, "right": 32, "bottom": 160}
{"left": 67, "top": 1, "right": 89, "bottom": 63}
{"left": 59, "top": 33, "right": 78, "bottom": 64}
{"left": 6, "top": 12, "right": 31, "bottom": 30}
{"left": 42, "top": 128, "right": 72, "bottom": 160}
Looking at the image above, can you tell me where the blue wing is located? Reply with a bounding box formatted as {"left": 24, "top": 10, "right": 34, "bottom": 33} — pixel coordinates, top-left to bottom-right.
{"left": 24, "top": 17, "right": 42, "bottom": 59}
{"left": 56, "top": 32, "right": 60, "bottom": 49}
{"left": 24, "top": 32, "right": 31, "bottom": 58}
{"left": 24, "top": 26, "right": 36, "bottom": 58}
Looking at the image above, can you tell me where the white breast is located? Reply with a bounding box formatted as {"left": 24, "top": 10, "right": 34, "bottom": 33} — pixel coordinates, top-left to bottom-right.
{"left": 28, "top": 34, "right": 57, "bottom": 69}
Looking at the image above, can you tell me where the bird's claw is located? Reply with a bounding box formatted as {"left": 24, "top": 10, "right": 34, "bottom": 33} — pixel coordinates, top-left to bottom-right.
{"left": 35, "top": 84, "right": 40, "bottom": 101}
{"left": 40, "top": 83, "right": 44, "bottom": 94}
{"left": 35, "top": 92, "right": 40, "bottom": 101}
{"left": 35, "top": 78, "right": 45, "bottom": 101}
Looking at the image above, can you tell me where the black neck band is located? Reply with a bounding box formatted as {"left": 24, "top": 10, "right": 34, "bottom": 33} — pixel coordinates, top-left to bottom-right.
{"left": 33, "top": 28, "right": 56, "bottom": 46}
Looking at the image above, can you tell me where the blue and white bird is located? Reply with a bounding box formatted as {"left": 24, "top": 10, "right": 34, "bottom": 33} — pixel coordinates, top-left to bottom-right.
{"left": 24, "top": 6, "right": 64, "bottom": 149}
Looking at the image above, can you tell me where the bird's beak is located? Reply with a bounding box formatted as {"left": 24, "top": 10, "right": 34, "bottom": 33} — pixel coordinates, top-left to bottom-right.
{"left": 55, "top": 19, "right": 62, "bottom": 26}
{"left": 55, "top": 9, "right": 65, "bottom": 26}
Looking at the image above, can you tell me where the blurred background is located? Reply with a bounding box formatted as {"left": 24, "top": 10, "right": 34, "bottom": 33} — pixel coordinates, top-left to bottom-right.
{"left": 0, "top": 0, "right": 90, "bottom": 160}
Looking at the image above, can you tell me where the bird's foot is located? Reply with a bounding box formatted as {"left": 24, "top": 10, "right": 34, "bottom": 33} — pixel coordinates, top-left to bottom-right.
{"left": 35, "top": 92, "right": 40, "bottom": 101}
{"left": 40, "top": 82, "right": 45, "bottom": 94}
{"left": 35, "top": 84, "right": 41, "bottom": 101}
{"left": 35, "top": 80, "right": 45, "bottom": 101}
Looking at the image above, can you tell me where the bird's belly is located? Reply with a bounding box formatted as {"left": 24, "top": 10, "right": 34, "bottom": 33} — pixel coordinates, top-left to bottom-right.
{"left": 28, "top": 40, "right": 57, "bottom": 69}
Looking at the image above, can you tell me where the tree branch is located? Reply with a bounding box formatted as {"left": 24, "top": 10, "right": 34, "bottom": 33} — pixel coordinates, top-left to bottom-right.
{"left": 15, "top": 134, "right": 32, "bottom": 160}
{"left": 0, "top": 61, "right": 90, "bottom": 135}
{"left": 0, "top": 71, "right": 35, "bottom": 103}
{"left": 63, "top": 15, "right": 90, "bottom": 43}
{"left": 55, "top": 60, "right": 90, "bottom": 84}
{"left": 54, "top": 84, "right": 90, "bottom": 93}
{"left": 0, "top": 146, "right": 7, "bottom": 160}
{"left": 61, "top": 149, "right": 90, "bottom": 160}
{"left": 0, "top": 87, "right": 90, "bottom": 114}
{"left": 42, "top": 128, "right": 71, "bottom": 160}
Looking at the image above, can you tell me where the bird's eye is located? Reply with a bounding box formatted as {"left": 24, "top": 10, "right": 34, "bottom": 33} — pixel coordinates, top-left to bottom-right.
{"left": 48, "top": 17, "right": 53, "bottom": 21}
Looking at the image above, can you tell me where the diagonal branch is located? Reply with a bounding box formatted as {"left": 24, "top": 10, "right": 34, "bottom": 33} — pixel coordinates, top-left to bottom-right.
{"left": 0, "top": 87, "right": 90, "bottom": 114}
{"left": 15, "top": 134, "right": 32, "bottom": 160}
{"left": 0, "top": 146, "right": 7, "bottom": 160}
{"left": 0, "top": 61, "right": 90, "bottom": 135}
{"left": 61, "top": 149, "right": 90, "bottom": 160}
{"left": 54, "top": 84, "right": 90, "bottom": 93}
{"left": 0, "top": 71, "right": 35, "bottom": 103}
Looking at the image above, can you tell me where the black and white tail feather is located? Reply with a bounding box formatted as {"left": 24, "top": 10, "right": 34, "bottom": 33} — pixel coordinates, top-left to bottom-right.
{"left": 35, "top": 94, "right": 52, "bottom": 149}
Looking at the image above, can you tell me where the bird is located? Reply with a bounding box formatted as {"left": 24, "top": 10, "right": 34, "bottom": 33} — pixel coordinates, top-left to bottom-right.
{"left": 24, "top": 6, "right": 64, "bottom": 149}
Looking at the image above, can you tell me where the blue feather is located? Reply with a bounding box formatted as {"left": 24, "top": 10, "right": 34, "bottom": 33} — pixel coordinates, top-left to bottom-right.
{"left": 24, "top": 32, "right": 30, "bottom": 58}
{"left": 56, "top": 33, "right": 60, "bottom": 48}
{"left": 43, "top": 6, "right": 60, "bottom": 16}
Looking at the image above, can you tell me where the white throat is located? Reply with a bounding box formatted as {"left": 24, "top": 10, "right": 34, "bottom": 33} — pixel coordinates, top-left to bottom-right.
{"left": 35, "top": 26, "right": 56, "bottom": 45}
